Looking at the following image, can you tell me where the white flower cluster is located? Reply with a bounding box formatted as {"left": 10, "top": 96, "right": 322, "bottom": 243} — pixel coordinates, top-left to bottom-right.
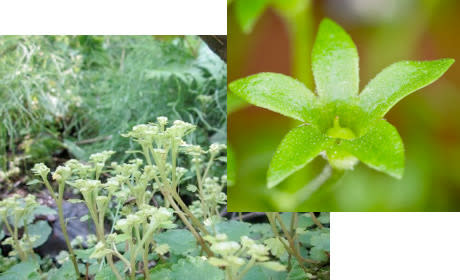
{"left": 205, "top": 234, "right": 286, "bottom": 275}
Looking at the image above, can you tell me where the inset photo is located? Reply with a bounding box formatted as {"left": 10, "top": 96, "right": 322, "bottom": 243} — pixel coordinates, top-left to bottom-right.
{"left": 227, "top": 0, "right": 459, "bottom": 211}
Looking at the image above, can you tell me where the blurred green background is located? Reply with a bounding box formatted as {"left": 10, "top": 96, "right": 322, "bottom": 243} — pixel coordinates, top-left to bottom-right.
{"left": 228, "top": 0, "right": 460, "bottom": 211}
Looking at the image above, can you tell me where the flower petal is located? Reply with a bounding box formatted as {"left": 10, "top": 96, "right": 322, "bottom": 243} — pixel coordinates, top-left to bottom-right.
{"left": 267, "top": 125, "right": 332, "bottom": 188}
{"left": 359, "top": 59, "right": 454, "bottom": 118}
{"left": 341, "top": 119, "right": 404, "bottom": 178}
{"left": 312, "top": 18, "right": 359, "bottom": 102}
{"left": 229, "top": 72, "right": 318, "bottom": 123}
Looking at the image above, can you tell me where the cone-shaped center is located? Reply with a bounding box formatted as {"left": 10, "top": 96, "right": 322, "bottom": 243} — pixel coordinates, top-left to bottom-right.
{"left": 327, "top": 116, "right": 356, "bottom": 140}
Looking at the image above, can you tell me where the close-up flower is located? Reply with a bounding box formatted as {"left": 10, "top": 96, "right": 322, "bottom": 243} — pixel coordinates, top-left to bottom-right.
{"left": 230, "top": 18, "right": 453, "bottom": 189}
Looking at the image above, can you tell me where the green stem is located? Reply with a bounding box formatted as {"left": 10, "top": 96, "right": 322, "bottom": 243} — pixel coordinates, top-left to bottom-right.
{"left": 42, "top": 177, "right": 57, "bottom": 201}
{"left": 106, "top": 254, "right": 123, "bottom": 280}
{"left": 194, "top": 160, "right": 208, "bottom": 220}
{"left": 170, "top": 190, "right": 210, "bottom": 235}
{"left": 162, "top": 191, "right": 213, "bottom": 256}
{"left": 283, "top": 1, "right": 313, "bottom": 88}
{"left": 57, "top": 183, "right": 81, "bottom": 278}
{"left": 292, "top": 164, "right": 344, "bottom": 209}
{"left": 274, "top": 213, "right": 318, "bottom": 265}
{"left": 236, "top": 257, "right": 256, "bottom": 280}
{"left": 143, "top": 239, "right": 151, "bottom": 280}
{"left": 2, "top": 216, "right": 26, "bottom": 261}
{"left": 310, "top": 212, "right": 324, "bottom": 229}
{"left": 129, "top": 236, "right": 136, "bottom": 280}
{"left": 112, "top": 244, "right": 132, "bottom": 272}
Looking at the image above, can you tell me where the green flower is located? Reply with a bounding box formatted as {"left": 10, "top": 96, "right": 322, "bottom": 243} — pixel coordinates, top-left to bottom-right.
{"left": 31, "top": 163, "right": 50, "bottom": 178}
{"left": 229, "top": 18, "right": 454, "bottom": 188}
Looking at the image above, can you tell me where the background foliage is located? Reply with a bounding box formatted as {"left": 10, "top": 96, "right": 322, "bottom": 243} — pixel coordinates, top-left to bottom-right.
{"left": 0, "top": 35, "right": 227, "bottom": 187}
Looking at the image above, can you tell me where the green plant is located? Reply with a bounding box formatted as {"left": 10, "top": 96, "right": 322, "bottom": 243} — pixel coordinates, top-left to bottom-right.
{"left": 0, "top": 36, "right": 226, "bottom": 189}
{"left": 229, "top": 18, "right": 454, "bottom": 208}
{"left": 0, "top": 194, "right": 54, "bottom": 263}
{"left": 0, "top": 119, "right": 329, "bottom": 279}
{"left": 32, "top": 162, "right": 82, "bottom": 277}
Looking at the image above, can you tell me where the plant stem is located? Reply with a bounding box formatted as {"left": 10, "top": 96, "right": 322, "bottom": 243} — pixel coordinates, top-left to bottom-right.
{"left": 236, "top": 257, "right": 256, "bottom": 280}
{"left": 282, "top": 164, "right": 344, "bottom": 210}
{"left": 106, "top": 254, "right": 123, "bottom": 280}
{"left": 2, "top": 216, "right": 26, "bottom": 261}
{"left": 283, "top": 1, "right": 313, "bottom": 88}
{"left": 274, "top": 213, "right": 318, "bottom": 265}
{"left": 310, "top": 212, "right": 324, "bottom": 229}
{"left": 162, "top": 191, "right": 213, "bottom": 256}
{"left": 170, "top": 190, "right": 209, "bottom": 235}
{"left": 57, "top": 185, "right": 81, "bottom": 278}
{"left": 143, "top": 239, "right": 151, "bottom": 280}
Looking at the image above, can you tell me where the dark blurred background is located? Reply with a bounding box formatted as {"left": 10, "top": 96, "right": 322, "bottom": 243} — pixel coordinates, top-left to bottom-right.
{"left": 228, "top": 0, "right": 460, "bottom": 211}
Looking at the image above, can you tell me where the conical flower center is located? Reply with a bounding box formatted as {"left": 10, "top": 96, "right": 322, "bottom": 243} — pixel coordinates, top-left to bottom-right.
{"left": 326, "top": 116, "right": 356, "bottom": 140}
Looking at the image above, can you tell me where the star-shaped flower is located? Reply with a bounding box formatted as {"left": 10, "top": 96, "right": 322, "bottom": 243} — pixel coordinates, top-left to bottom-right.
{"left": 230, "top": 18, "right": 454, "bottom": 189}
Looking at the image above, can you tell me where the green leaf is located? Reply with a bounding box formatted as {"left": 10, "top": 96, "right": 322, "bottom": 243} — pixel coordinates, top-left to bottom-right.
{"left": 63, "top": 139, "right": 87, "bottom": 160}
{"left": 249, "top": 223, "right": 274, "bottom": 239}
{"left": 309, "top": 246, "right": 328, "bottom": 262}
{"left": 74, "top": 247, "right": 95, "bottom": 263}
{"left": 154, "top": 229, "right": 197, "bottom": 256}
{"left": 280, "top": 213, "right": 315, "bottom": 228}
{"left": 267, "top": 125, "right": 332, "bottom": 188}
{"left": 264, "top": 238, "right": 287, "bottom": 258}
{"left": 342, "top": 119, "right": 404, "bottom": 179}
{"left": 32, "top": 205, "right": 57, "bottom": 216}
{"left": 312, "top": 18, "right": 359, "bottom": 102}
{"left": 28, "top": 220, "right": 52, "bottom": 248}
{"left": 311, "top": 232, "right": 330, "bottom": 251}
{"left": 94, "top": 261, "right": 124, "bottom": 280}
{"left": 359, "top": 59, "right": 454, "bottom": 118}
{"left": 47, "top": 262, "right": 85, "bottom": 280}
{"left": 229, "top": 72, "right": 318, "bottom": 122}
{"left": 94, "top": 267, "right": 118, "bottom": 280}
{"left": 234, "top": 0, "right": 270, "bottom": 33}
{"left": 286, "top": 261, "right": 310, "bottom": 280}
{"left": 26, "top": 179, "right": 42, "bottom": 186}
{"left": 170, "top": 257, "right": 224, "bottom": 280}
{"left": 215, "top": 220, "right": 251, "bottom": 242}
{"left": 0, "top": 261, "right": 39, "bottom": 280}
{"left": 317, "top": 212, "right": 330, "bottom": 224}
{"left": 149, "top": 264, "right": 172, "bottom": 280}
{"left": 243, "top": 264, "right": 287, "bottom": 280}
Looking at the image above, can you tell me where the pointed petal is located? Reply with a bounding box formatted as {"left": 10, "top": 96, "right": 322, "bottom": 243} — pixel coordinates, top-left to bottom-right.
{"left": 312, "top": 18, "right": 359, "bottom": 102}
{"left": 229, "top": 72, "right": 318, "bottom": 122}
{"left": 342, "top": 119, "right": 404, "bottom": 178}
{"left": 267, "top": 125, "right": 331, "bottom": 188}
{"left": 359, "top": 59, "right": 454, "bottom": 118}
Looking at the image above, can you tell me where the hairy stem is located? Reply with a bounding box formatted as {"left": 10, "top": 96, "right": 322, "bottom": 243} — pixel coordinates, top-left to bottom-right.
{"left": 106, "top": 254, "right": 123, "bottom": 280}
{"left": 57, "top": 183, "right": 81, "bottom": 278}
{"left": 274, "top": 213, "right": 318, "bottom": 265}
{"left": 286, "top": 164, "right": 344, "bottom": 210}
{"left": 310, "top": 212, "right": 324, "bottom": 229}
{"left": 170, "top": 190, "right": 209, "bottom": 235}
{"left": 163, "top": 191, "right": 213, "bottom": 256}
{"left": 2, "top": 216, "right": 26, "bottom": 261}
